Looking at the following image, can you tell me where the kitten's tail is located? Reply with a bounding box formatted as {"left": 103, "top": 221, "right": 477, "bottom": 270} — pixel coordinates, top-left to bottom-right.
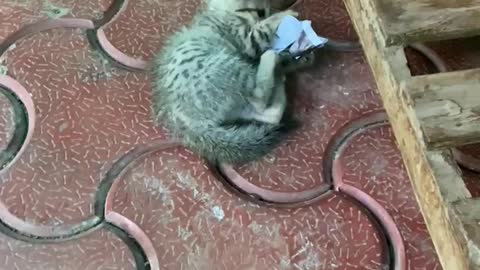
{"left": 184, "top": 120, "right": 298, "bottom": 164}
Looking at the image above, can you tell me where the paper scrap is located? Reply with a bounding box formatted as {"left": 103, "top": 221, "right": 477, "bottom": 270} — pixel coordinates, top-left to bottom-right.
{"left": 272, "top": 15, "right": 328, "bottom": 58}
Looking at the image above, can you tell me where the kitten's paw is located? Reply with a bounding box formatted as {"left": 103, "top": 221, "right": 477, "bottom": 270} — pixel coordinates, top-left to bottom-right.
{"left": 248, "top": 97, "right": 267, "bottom": 112}
{"left": 299, "top": 52, "right": 316, "bottom": 66}
{"left": 282, "top": 52, "right": 316, "bottom": 72}
{"left": 261, "top": 50, "right": 282, "bottom": 65}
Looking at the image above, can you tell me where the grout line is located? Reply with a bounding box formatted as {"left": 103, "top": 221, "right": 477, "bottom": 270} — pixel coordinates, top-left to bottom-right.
{"left": 104, "top": 222, "right": 151, "bottom": 270}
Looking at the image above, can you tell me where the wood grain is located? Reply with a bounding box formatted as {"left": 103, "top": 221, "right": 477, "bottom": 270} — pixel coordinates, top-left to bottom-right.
{"left": 453, "top": 198, "right": 480, "bottom": 267}
{"left": 409, "top": 68, "right": 480, "bottom": 148}
{"left": 373, "top": 0, "right": 480, "bottom": 45}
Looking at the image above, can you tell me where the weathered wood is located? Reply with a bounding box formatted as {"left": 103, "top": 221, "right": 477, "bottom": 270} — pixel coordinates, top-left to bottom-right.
{"left": 372, "top": 0, "right": 480, "bottom": 45}
{"left": 452, "top": 198, "right": 480, "bottom": 267}
{"left": 407, "top": 68, "right": 480, "bottom": 148}
{"left": 344, "top": 0, "right": 476, "bottom": 269}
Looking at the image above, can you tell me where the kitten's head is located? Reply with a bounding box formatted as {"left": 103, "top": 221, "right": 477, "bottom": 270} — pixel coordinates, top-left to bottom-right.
{"left": 205, "top": 0, "right": 271, "bottom": 18}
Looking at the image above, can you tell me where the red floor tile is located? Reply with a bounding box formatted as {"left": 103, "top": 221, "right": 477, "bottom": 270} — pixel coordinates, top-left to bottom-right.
{"left": 302, "top": 0, "right": 358, "bottom": 41}
{"left": 0, "top": 0, "right": 477, "bottom": 269}
{"left": 111, "top": 147, "right": 387, "bottom": 270}
{"left": 0, "top": 229, "right": 136, "bottom": 270}
{"left": 340, "top": 125, "right": 441, "bottom": 269}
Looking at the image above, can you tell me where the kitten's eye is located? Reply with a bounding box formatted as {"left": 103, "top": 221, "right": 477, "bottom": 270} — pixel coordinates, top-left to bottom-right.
{"left": 257, "top": 9, "right": 265, "bottom": 18}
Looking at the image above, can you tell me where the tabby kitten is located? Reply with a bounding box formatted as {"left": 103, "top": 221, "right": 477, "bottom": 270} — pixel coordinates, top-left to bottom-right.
{"left": 153, "top": 0, "right": 313, "bottom": 164}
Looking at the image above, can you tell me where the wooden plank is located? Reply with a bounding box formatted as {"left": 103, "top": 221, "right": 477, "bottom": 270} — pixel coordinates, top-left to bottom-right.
{"left": 343, "top": 0, "right": 475, "bottom": 269}
{"left": 407, "top": 68, "right": 480, "bottom": 148}
{"left": 372, "top": 0, "right": 480, "bottom": 45}
{"left": 452, "top": 198, "right": 480, "bottom": 267}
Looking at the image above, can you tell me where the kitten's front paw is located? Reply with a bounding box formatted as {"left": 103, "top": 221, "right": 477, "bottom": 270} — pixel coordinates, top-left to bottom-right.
{"left": 261, "top": 50, "right": 282, "bottom": 65}
{"left": 248, "top": 97, "right": 267, "bottom": 113}
{"left": 299, "top": 52, "right": 316, "bottom": 66}
{"left": 282, "top": 52, "right": 316, "bottom": 72}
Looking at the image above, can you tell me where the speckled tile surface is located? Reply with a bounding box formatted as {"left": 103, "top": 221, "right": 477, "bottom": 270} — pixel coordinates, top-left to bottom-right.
{"left": 0, "top": 229, "right": 136, "bottom": 270}
{"left": 0, "top": 0, "right": 477, "bottom": 269}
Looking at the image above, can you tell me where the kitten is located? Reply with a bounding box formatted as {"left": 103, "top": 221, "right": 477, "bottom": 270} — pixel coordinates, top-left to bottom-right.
{"left": 153, "top": 0, "right": 313, "bottom": 164}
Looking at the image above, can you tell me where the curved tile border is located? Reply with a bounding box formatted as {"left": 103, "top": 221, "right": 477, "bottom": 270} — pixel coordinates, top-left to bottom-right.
{"left": 102, "top": 222, "right": 151, "bottom": 270}
{"left": 215, "top": 113, "right": 387, "bottom": 207}
{"left": 106, "top": 212, "right": 159, "bottom": 270}
{"left": 216, "top": 165, "right": 331, "bottom": 206}
{"left": 0, "top": 202, "right": 101, "bottom": 242}
{"left": 0, "top": 76, "right": 34, "bottom": 173}
{"left": 0, "top": 18, "right": 94, "bottom": 55}
{"left": 100, "top": 140, "right": 181, "bottom": 270}
{"left": 330, "top": 112, "right": 406, "bottom": 270}
{"left": 94, "top": 29, "right": 149, "bottom": 70}
{"left": 0, "top": 89, "right": 26, "bottom": 170}
{"left": 99, "top": 140, "right": 180, "bottom": 218}
{"left": 93, "top": 0, "right": 127, "bottom": 28}
{"left": 409, "top": 43, "right": 448, "bottom": 73}
{"left": 87, "top": 0, "right": 149, "bottom": 71}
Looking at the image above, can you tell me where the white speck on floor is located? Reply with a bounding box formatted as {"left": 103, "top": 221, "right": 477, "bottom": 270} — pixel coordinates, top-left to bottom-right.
{"left": 211, "top": 206, "right": 225, "bottom": 221}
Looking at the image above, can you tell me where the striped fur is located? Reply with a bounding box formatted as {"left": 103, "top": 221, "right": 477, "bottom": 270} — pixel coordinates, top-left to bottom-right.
{"left": 153, "top": 0, "right": 310, "bottom": 164}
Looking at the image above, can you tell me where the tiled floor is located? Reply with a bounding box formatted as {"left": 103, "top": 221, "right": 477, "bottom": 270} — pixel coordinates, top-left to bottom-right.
{"left": 0, "top": 0, "right": 479, "bottom": 269}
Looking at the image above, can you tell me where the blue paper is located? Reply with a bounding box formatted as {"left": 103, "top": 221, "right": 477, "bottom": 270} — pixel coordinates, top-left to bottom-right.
{"left": 272, "top": 15, "right": 328, "bottom": 57}
{"left": 302, "top": 21, "right": 328, "bottom": 47}
{"left": 272, "top": 15, "right": 303, "bottom": 52}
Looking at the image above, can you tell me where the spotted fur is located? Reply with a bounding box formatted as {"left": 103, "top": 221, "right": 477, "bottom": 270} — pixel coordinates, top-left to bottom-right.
{"left": 153, "top": 0, "right": 311, "bottom": 164}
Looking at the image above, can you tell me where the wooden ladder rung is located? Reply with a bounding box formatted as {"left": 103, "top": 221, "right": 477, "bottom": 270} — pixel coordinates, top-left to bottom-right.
{"left": 406, "top": 68, "right": 480, "bottom": 148}
{"left": 373, "top": 0, "right": 480, "bottom": 46}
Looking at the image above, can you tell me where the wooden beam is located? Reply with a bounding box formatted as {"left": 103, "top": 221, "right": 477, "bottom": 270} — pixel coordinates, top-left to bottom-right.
{"left": 372, "top": 0, "right": 480, "bottom": 46}
{"left": 407, "top": 68, "right": 480, "bottom": 148}
{"left": 343, "top": 0, "right": 474, "bottom": 269}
